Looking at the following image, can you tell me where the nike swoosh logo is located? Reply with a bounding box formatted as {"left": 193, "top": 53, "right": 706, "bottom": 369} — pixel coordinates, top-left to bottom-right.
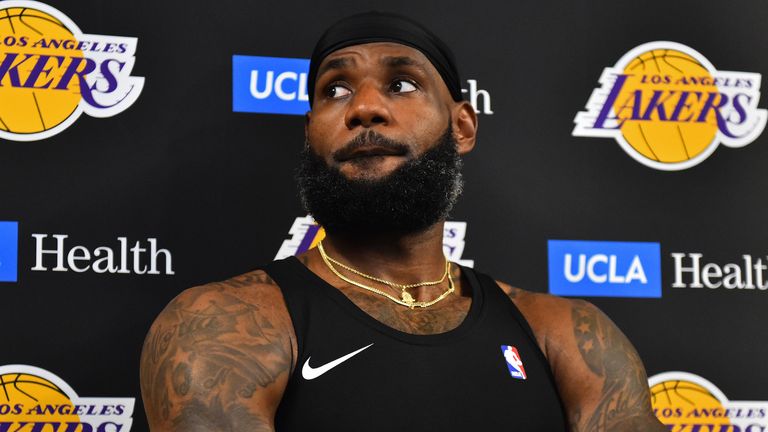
{"left": 301, "top": 343, "right": 374, "bottom": 380}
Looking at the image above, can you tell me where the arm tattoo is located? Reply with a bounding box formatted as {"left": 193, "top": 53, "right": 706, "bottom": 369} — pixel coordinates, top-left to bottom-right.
{"left": 140, "top": 271, "right": 290, "bottom": 431}
{"left": 570, "top": 301, "right": 663, "bottom": 432}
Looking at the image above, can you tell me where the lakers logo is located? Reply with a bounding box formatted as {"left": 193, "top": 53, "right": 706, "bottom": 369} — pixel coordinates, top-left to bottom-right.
{"left": 574, "top": 42, "right": 767, "bottom": 170}
{"left": 0, "top": 364, "right": 134, "bottom": 430}
{"left": 0, "top": 1, "right": 144, "bottom": 142}
{"left": 649, "top": 371, "right": 768, "bottom": 430}
{"left": 275, "top": 215, "right": 475, "bottom": 267}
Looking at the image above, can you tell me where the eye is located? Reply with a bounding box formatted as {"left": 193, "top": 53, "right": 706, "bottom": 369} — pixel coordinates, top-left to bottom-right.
{"left": 390, "top": 79, "right": 418, "bottom": 93}
{"left": 327, "top": 84, "right": 352, "bottom": 99}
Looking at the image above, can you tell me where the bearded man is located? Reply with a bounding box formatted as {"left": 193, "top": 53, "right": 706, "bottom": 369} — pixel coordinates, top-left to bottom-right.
{"left": 140, "top": 11, "right": 666, "bottom": 432}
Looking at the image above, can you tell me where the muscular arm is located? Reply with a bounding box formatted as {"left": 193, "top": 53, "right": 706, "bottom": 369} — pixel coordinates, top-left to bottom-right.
{"left": 500, "top": 284, "right": 665, "bottom": 432}
{"left": 140, "top": 271, "right": 295, "bottom": 431}
{"left": 559, "top": 300, "right": 664, "bottom": 431}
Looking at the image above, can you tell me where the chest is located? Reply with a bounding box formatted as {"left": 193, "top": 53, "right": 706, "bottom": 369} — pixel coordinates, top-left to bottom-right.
{"left": 338, "top": 287, "right": 472, "bottom": 335}
{"left": 276, "top": 291, "right": 567, "bottom": 432}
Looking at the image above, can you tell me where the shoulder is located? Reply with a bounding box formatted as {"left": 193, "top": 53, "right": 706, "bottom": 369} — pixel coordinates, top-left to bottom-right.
{"left": 175, "top": 269, "right": 290, "bottom": 318}
{"left": 495, "top": 279, "right": 630, "bottom": 372}
{"left": 494, "top": 280, "right": 664, "bottom": 431}
{"left": 140, "top": 269, "right": 295, "bottom": 431}
{"left": 145, "top": 268, "right": 296, "bottom": 367}
{"left": 150, "top": 269, "right": 294, "bottom": 346}
{"left": 494, "top": 280, "right": 582, "bottom": 359}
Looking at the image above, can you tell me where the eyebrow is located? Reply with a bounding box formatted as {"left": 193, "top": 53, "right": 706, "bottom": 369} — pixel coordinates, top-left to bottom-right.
{"left": 316, "top": 55, "right": 429, "bottom": 80}
{"left": 316, "top": 57, "right": 352, "bottom": 79}
{"left": 381, "top": 56, "right": 428, "bottom": 73}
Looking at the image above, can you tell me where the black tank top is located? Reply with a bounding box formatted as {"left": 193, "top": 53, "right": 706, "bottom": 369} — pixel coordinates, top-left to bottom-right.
{"left": 264, "top": 256, "right": 567, "bottom": 431}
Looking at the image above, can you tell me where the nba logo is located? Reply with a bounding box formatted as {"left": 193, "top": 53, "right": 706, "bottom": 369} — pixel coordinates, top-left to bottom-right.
{"left": 501, "top": 345, "right": 527, "bottom": 380}
{"left": 0, "top": 221, "right": 18, "bottom": 282}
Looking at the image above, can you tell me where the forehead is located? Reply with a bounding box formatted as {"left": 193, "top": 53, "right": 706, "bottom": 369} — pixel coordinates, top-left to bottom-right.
{"left": 318, "top": 42, "right": 434, "bottom": 73}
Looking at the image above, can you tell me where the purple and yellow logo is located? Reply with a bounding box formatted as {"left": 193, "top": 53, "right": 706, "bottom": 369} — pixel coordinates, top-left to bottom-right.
{"left": 0, "top": 1, "right": 144, "bottom": 142}
{"left": 0, "top": 364, "right": 134, "bottom": 430}
{"left": 275, "top": 216, "right": 475, "bottom": 267}
{"left": 574, "top": 42, "right": 766, "bottom": 170}
{"left": 649, "top": 371, "right": 768, "bottom": 430}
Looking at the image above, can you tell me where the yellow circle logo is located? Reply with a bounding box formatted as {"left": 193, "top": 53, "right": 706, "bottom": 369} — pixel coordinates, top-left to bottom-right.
{"left": 574, "top": 42, "right": 767, "bottom": 170}
{"left": 0, "top": 1, "right": 144, "bottom": 142}
{"left": 0, "top": 7, "right": 83, "bottom": 136}
{"left": 616, "top": 49, "right": 718, "bottom": 164}
{"left": 0, "top": 364, "right": 135, "bottom": 430}
{"left": 0, "top": 371, "right": 81, "bottom": 424}
{"left": 651, "top": 376, "right": 731, "bottom": 428}
{"left": 649, "top": 371, "right": 768, "bottom": 430}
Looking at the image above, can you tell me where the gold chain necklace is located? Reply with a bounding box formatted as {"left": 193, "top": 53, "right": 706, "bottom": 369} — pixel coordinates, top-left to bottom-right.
{"left": 322, "top": 249, "right": 449, "bottom": 289}
{"left": 317, "top": 240, "right": 455, "bottom": 309}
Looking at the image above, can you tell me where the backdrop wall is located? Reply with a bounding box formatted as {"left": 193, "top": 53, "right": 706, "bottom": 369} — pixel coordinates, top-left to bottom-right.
{"left": 2, "top": 0, "right": 767, "bottom": 430}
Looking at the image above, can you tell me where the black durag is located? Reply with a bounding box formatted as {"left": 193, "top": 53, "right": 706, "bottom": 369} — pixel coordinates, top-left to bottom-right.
{"left": 307, "top": 11, "right": 463, "bottom": 105}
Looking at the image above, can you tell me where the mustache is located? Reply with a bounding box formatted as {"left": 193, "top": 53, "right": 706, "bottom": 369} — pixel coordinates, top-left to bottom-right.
{"left": 331, "top": 130, "right": 412, "bottom": 162}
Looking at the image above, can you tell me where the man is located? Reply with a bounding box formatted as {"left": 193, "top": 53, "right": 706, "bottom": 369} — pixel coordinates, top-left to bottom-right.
{"left": 140, "top": 11, "right": 666, "bottom": 432}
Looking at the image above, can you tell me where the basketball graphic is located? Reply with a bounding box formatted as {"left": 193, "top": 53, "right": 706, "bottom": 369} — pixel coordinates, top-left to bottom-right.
{"left": 650, "top": 377, "right": 731, "bottom": 427}
{"left": 573, "top": 41, "right": 767, "bottom": 170}
{"left": 616, "top": 49, "right": 718, "bottom": 164}
{"left": 0, "top": 371, "right": 80, "bottom": 424}
{"left": 0, "top": 7, "right": 84, "bottom": 136}
{"left": 648, "top": 371, "right": 768, "bottom": 429}
{"left": 0, "top": 364, "right": 135, "bottom": 430}
{"left": 0, "top": 1, "right": 144, "bottom": 142}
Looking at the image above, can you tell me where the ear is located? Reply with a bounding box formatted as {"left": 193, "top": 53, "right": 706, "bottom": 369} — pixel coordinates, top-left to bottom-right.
{"left": 451, "top": 101, "right": 478, "bottom": 155}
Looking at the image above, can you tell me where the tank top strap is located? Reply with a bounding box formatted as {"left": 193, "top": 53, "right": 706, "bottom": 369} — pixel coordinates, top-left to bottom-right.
{"left": 469, "top": 269, "right": 540, "bottom": 345}
{"left": 261, "top": 256, "right": 317, "bottom": 360}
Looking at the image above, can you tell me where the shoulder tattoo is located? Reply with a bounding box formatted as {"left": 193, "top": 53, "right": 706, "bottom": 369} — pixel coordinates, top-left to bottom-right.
{"left": 569, "top": 300, "right": 660, "bottom": 431}
{"left": 140, "top": 272, "right": 291, "bottom": 431}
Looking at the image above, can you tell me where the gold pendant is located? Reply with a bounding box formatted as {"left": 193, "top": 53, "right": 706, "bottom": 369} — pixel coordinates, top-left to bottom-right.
{"left": 401, "top": 290, "right": 415, "bottom": 305}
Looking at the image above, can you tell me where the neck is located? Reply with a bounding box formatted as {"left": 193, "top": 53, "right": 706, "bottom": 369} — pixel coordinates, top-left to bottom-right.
{"left": 319, "top": 222, "right": 447, "bottom": 283}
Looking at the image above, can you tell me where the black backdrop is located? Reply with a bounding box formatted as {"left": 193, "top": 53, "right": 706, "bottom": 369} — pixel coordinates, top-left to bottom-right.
{"left": 3, "top": 0, "right": 768, "bottom": 430}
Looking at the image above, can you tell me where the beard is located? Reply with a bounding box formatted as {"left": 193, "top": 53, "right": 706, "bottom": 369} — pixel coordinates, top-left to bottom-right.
{"left": 296, "top": 124, "right": 464, "bottom": 235}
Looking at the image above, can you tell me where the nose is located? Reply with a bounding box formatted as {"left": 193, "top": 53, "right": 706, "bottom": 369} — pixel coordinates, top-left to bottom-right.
{"left": 344, "top": 82, "right": 392, "bottom": 129}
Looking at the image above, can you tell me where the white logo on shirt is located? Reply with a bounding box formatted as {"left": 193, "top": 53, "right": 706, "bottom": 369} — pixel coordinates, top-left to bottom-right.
{"left": 301, "top": 343, "right": 374, "bottom": 380}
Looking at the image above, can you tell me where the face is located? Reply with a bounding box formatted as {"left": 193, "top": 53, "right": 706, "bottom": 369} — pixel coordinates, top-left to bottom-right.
{"left": 306, "top": 42, "right": 476, "bottom": 180}
{"left": 298, "top": 42, "right": 478, "bottom": 235}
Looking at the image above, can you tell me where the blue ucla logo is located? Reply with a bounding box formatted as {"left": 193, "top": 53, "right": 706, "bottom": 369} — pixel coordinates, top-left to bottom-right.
{"left": 548, "top": 239, "right": 661, "bottom": 298}
{"left": 0, "top": 221, "right": 19, "bottom": 282}
{"left": 232, "top": 55, "right": 310, "bottom": 115}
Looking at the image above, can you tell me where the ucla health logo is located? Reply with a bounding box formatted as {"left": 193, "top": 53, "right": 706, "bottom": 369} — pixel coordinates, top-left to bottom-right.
{"left": 0, "top": 221, "right": 18, "bottom": 282}
{"left": 232, "top": 55, "right": 310, "bottom": 115}
{"left": 0, "top": 222, "right": 173, "bottom": 279}
{"left": 0, "top": 1, "right": 144, "bottom": 142}
{"left": 573, "top": 41, "right": 766, "bottom": 170}
{"left": 548, "top": 239, "right": 661, "bottom": 298}
{"left": 276, "top": 215, "right": 474, "bottom": 267}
